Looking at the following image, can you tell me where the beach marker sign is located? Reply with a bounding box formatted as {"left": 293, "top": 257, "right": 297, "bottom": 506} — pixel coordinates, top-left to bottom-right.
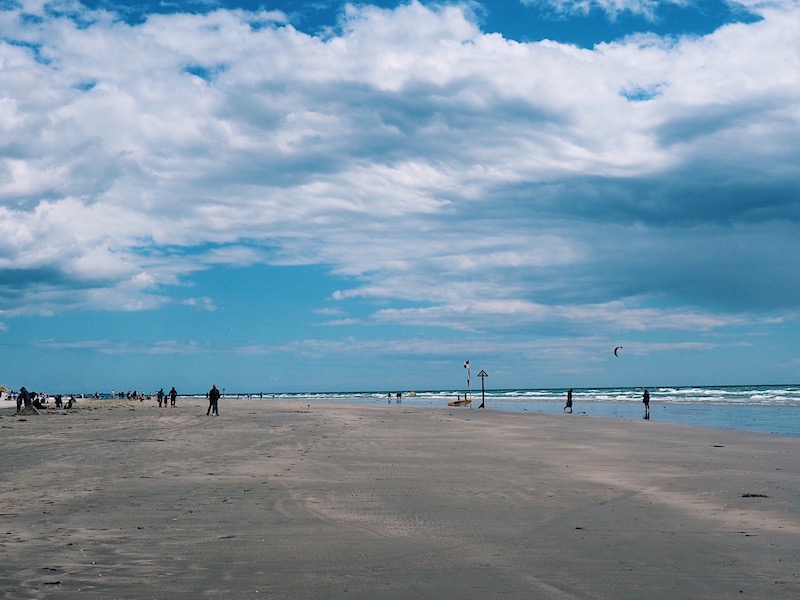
{"left": 477, "top": 369, "right": 488, "bottom": 409}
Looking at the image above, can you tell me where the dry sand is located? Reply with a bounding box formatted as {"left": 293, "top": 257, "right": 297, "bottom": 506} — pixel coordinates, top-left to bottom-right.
{"left": 1, "top": 398, "right": 799, "bottom": 599}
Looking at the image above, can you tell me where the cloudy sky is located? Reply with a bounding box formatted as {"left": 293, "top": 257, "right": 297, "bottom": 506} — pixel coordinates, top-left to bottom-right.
{"left": 2, "top": 0, "right": 799, "bottom": 394}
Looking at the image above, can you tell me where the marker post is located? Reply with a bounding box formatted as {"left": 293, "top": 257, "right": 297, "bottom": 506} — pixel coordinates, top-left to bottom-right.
{"left": 477, "top": 370, "right": 488, "bottom": 409}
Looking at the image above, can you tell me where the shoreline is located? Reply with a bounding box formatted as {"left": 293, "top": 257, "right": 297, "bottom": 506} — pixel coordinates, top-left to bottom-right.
{"left": 5, "top": 393, "right": 799, "bottom": 437}
{"left": 2, "top": 399, "right": 800, "bottom": 598}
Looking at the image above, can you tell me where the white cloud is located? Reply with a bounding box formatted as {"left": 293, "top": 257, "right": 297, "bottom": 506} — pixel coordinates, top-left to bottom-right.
{"left": 318, "top": 317, "right": 361, "bottom": 326}
{"left": 182, "top": 296, "right": 217, "bottom": 311}
{"left": 1, "top": 0, "right": 799, "bottom": 338}
{"left": 372, "top": 298, "right": 755, "bottom": 332}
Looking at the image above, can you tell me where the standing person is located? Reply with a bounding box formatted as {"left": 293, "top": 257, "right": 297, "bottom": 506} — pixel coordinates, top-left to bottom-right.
{"left": 564, "top": 388, "right": 573, "bottom": 413}
{"left": 16, "top": 386, "right": 30, "bottom": 413}
{"left": 642, "top": 388, "right": 650, "bottom": 418}
{"left": 157, "top": 388, "right": 164, "bottom": 407}
{"left": 207, "top": 384, "right": 220, "bottom": 416}
{"left": 168, "top": 386, "right": 177, "bottom": 408}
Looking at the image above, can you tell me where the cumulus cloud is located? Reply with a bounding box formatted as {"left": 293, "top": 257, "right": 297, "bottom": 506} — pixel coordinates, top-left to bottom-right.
{"left": 1, "top": 0, "right": 799, "bottom": 340}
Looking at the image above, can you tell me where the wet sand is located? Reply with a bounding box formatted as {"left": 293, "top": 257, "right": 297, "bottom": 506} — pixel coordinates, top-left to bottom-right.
{"left": 1, "top": 398, "right": 799, "bottom": 599}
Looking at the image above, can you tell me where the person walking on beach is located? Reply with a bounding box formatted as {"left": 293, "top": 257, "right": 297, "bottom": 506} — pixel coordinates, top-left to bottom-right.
{"left": 157, "top": 388, "right": 164, "bottom": 407}
{"left": 168, "top": 386, "right": 177, "bottom": 408}
{"left": 564, "top": 388, "right": 573, "bottom": 413}
{"left": 207, "top": 384, "right": 220, "bottom": 416}
{"left": 643, "top": 388, "right": 650, "bottom": 418}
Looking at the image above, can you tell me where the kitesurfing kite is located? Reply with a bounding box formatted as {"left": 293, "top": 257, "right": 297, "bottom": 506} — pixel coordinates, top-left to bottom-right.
{"left": 614, "top": 346, "right": 623, "bottom": 357}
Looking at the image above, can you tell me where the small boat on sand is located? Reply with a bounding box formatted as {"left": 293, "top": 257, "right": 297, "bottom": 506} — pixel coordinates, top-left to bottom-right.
{"left": 447, "top": 398, "right": 472, "bottom": 407}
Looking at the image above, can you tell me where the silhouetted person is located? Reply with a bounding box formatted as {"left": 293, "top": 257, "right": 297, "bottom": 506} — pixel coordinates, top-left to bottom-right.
{"left": 643, "top": 388, "right": 650, "bottom": 418}
{"left": 16, "top": 387, "right": 30, "bottom": 413}
{"left": 157, "top": 388, "right": 164, "bottom": 407}
{"left": 207, "top": 384, "right": 220, "bottom": 416}
{"left": 168, "top": 386, "right": 177, "bottom": 408}
{"left": 564, "top": 389, "right": 573, "bottom": 413}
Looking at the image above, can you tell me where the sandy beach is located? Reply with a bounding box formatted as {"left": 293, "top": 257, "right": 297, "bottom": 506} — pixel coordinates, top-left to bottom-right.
{"left": 1, "top": 398, "right": 799, "bottom": 599}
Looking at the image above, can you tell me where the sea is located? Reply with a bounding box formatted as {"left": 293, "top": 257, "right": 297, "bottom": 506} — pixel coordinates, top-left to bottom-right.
{"left": 214, "top": 385, "right": 800, "bottom": 437}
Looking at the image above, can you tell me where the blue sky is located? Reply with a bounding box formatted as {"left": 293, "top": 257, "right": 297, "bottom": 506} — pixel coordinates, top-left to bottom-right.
{"left": 1, "top": 0, "right": 799, "bottom": 393}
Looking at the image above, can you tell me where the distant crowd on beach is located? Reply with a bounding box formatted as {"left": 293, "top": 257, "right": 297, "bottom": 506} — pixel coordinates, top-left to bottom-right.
{"left": 104, "top": 387, "right": 180, "bottom": 406}
{"left": 4, "top": 384, "right": 227, "bottom": 419}
{"left": 5, "top": 385, "right": 184, "bottom": 413}
{"left": 10, "top": 386, "right": 75, "bottom": 413}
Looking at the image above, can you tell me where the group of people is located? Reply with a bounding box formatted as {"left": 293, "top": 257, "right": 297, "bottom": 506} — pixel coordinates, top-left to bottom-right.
{"left": 564, "top": 388, "right": 651, "bottom": 417}
{"left": 10, "top": 384, "right": 222, "bottom": 416}
{"left": 132, "top": 384, "right": 220, "bottom": 415}
{"left": 148, "top": 384, "right": 220, "bottom": 415}
{"left": 151, "top": 384, "right": 220, "bottom": 415}
{"left": 155, "top": 387, "right": 179, "bottom": 408}
{"left": 150, "top": 384, "right": 220, "bottom": 416}
{"left": 14, "top": 386, "right": 74, "bottom": 413}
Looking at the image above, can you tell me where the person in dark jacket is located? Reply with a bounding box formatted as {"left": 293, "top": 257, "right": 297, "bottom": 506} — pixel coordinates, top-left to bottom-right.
{"left": 207, "top": 384, "right": 220, "bottom": 416}
{"left": 16, "top": 386, "right": 30, "bottom": 413}
{"left": 168, "top": 386, "right": 177, "bottom": 408}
